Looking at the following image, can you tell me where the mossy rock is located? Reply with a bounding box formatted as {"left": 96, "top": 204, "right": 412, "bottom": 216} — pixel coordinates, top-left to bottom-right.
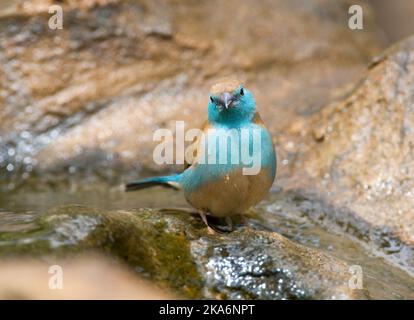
{"left": 0, "top": 205, "right": 369, "bottom": 299}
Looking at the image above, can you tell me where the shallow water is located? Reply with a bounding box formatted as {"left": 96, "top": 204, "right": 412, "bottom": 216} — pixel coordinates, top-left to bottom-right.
{"left": 0, "top": 186, "right": 413, "bottom": 299}
{"left": 256, "top": 192, "right": 414, "bottom": 299}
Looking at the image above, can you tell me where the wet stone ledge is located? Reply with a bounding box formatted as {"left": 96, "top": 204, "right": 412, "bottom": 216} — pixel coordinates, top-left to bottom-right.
{"left": 0, "top": 205, "right": 369, "bottom": 299}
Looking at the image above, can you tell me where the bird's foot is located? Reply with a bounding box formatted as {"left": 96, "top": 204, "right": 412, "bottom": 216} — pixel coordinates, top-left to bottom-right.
{"left": 198, "top": 212, "right": 235, "bottom": 234}
{"left": 199, "top": 212, "right": 216, "bottom": 234}
{"left": 225, "top": 217, "right": 234, "bottom": 231}
{"left": 206, "top": 225, "right": 216, "bottom": 235}
{"left": 240, "top": 214, "right": 248, "bottom": 227}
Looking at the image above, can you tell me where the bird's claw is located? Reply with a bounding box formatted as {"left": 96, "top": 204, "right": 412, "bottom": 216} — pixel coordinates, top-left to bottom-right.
{"left": 199, "top": 212, "right": 235, "bottom": 234}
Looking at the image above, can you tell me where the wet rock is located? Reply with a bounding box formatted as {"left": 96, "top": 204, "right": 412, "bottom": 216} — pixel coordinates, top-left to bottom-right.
{"left": 255, "top": 190, "right": 414, "bottom": 299}
{"left": 0, "top": 255, "right": 177, "bottom": 299}
{"left": 291, "top": 36, "right": 414, "bottom": 272}
{"left": 0, "top": 0, "right": 384, "bottom": 188}
{"left": 0, "top": 205, "right": 369, "bottom": 299}
{"left": 191, "top": 230, "right": 367, "bottom": 300}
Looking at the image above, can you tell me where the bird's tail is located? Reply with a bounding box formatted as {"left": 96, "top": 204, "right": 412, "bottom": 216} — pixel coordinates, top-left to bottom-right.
{"left": 125, "top": 174, "right": 181, "bottom": 192}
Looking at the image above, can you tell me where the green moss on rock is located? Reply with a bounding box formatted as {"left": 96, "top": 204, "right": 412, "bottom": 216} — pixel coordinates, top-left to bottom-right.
{"left": 0, "top": 204, "right": 369, "bottom": 299}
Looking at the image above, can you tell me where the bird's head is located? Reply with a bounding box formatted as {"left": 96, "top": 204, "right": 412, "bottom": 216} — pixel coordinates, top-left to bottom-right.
{"left": 207, "top": 79, "right": 256, "bottom": 125}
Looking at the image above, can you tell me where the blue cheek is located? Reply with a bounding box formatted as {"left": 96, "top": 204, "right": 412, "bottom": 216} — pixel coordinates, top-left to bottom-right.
{"left": 208, "top": 102, "right": 219, "bottom": 120}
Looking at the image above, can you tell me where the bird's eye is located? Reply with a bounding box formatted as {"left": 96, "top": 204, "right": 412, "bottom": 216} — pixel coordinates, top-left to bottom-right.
{"left": 240, "top": 88, "right": 244, "bottom": 96}
{"left": 210, "top": 96, "right": 214, "bottom": 103}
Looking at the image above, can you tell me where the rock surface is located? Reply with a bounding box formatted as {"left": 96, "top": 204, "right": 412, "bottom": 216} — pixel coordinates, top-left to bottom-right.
{"left": 1, "top": 0, "right": 414, "bottom": 301}
{"left": 0, "top": 205, "right": 368, "bottom": 299}
{"left": 0, "top": 256, "right": 176, "bottom": 299}
{"left": 290, "top": 36, "right": 414, "bottom": 273}
{"left": 0, "top": 0, "right": 383, "bottom": 187}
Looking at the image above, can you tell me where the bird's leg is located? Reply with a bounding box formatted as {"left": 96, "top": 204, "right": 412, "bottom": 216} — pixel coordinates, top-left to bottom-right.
{"left": 225, "top": 217, "right": 234, "bottom": 231}
{"left": 199, "top": 211, "right": 216, "bottom": 235}
{"left": 240, "top": 214, "right": 249, "bottom": 228}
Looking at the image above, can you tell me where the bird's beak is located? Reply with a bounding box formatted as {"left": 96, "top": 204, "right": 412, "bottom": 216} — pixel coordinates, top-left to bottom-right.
{"left": 220, "top": 92, "right": 234, "bottom": 109}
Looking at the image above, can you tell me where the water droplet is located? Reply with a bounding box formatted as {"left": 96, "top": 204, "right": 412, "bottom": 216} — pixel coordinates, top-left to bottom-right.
{"left": 285, "top": 141, "right": 294, "bottom": 150}
{"left": 20, "top": 131, "right": 31, "bottom": 139}
{"left": 6, "top": 163, "right": 14, "bottom": 172}
{"left": 7, "top": 148, "right": 15, "bottom": 157}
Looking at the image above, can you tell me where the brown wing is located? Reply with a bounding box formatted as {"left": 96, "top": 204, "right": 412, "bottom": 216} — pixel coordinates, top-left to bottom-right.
{"left": 252, "top": 111, "right": 265, "bottom": 126}
{"left": 184, "top": 120, "right": 209, "bottom": 170}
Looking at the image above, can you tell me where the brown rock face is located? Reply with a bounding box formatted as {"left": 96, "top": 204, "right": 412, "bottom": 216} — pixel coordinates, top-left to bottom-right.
{"left": 0, "top": 0, "right": 383, "bottom": 186}
{"left": 292, "top": 37, "right": 414, "bottom": 269}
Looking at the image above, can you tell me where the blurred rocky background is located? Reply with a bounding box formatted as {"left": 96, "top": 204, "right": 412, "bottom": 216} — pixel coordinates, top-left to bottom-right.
{"left": 0, "top": 0, "right": 414, "bottom": 299}
{"left": 0, "top": 0, "right": 384, "bottom": 186}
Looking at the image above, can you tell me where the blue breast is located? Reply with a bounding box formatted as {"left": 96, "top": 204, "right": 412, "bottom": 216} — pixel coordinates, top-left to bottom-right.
{"left": 181, "top": 122, "right": 276, "bottom": 193}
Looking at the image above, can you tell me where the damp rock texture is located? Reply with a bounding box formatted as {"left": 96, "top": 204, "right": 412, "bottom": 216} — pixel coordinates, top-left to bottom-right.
{"left": 0, "top": 205, "right": 368, "bottom": 300}
{"left": 0, "top": 0, "right": 383, "bottom": 186}
{"left": 191, "top": 230, "right": 366, "bottom": 300}
{"left": 292, "top": 36, "right": 414, "bottom": 271}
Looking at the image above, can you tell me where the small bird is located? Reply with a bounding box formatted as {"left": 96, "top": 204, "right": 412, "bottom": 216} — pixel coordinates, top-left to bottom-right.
{"left": 126, "top": 79, "right": 277, "bottom": 233}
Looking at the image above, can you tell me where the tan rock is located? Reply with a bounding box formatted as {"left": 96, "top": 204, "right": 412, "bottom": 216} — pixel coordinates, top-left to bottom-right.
{"left": 291, "top": 37, "right": 414, "bottom": 269}
{"left": 0, "top": 0, "right": 383, "bottom": 184}
{"left": 0, "top": 255, "right": 176, "bottom": 299}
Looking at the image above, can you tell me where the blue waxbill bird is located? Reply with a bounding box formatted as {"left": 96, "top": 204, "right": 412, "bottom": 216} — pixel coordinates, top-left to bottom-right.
{"left": 126, "top": 79, "right": 277, "bottom": 233}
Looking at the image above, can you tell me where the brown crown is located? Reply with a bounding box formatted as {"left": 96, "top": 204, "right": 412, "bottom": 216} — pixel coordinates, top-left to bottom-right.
{"left": 210, "top": 78, "right": 243, "bottom": 95}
